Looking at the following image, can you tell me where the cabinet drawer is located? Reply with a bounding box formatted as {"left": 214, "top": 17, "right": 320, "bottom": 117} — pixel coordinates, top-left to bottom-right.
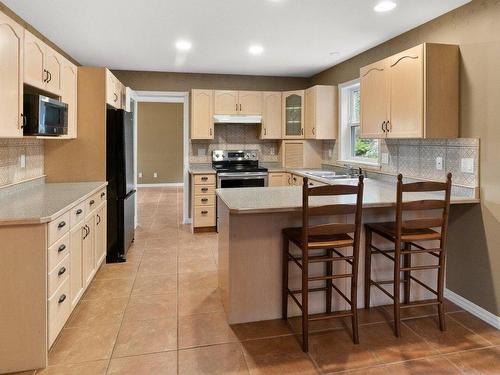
{"left": 194, "top": 185, "right": 215, "bottom": 195}
{"left": 48, "top": 255, "right": 70, "bottom": 298}
{"left": 96, "top": 188, "right": 107, "bottom": 204}
{"left": 307, "top": 179, "right": 326, "bottom": 187}
{"left": 48, "top": 277, "right": 70, "bottom": 347}
{"left": 194, "top": 195, "right": 215, "bottom": 206}
{"left": 194, "top": 174, "right": 215, "bottom": 185}
{"left": 70, "top": 202, "right": 85, "bottom": 227}
{"left": 48, "top": 232, "right": 70, "bottom": 271}
{"left": 86, "top": 193, "right": 99, "bottom": 214}
{"left": 193, "top": 206, "right": 216, "bottom": 227}
{"left": 48, "top": 211, "right": 71, "bottom": 246}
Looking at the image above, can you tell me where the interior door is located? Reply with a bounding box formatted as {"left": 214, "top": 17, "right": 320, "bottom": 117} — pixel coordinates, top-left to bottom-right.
{"left": 360, "top": 59, "right": 389, "bottom": 138}
{"left": 238, "top": 91, "right": 262, "bottom": 115}
{"left": 214, "top": 90, "right": 238, "bottom": 115}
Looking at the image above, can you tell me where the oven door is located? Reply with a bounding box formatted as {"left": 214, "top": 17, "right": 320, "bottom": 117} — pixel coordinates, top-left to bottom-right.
{"left": 39, "top": 96, "right": 68, "bottom": 136}
{"left": 217, "top": 172, "right": 268, "bottom": 188}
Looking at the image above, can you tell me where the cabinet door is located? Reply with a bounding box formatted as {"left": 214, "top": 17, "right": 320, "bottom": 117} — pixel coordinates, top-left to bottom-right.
{"left": 282, "top": 140, "right": 304, "bottom": 168}
{"left": 214, "top": 90, "right": 238, "bottom": 115}
{"left": 304, "top": 87, "right": 316, "bottom": 139}
{"left": 61, "top": 59, "right": 77, "bottom": 138}
{"left": 24, "top": 30, "right": 45, "bottom": 90}
{"left": 261, "top": 92, "right": 281, "bottom": 139}
{"left": 268, "top": 173, "right": 284, "bottom": 187}
{"left": 82, "top": 215, "right": 96, "bottom": 287}
{"left": 191, "top": 89, "right": 214, "bottom": 139}
{"left": 360, "top": 59, "right": 389, "bottom": 138}
{"left": 291, "top": 174, "right": 303, "bottom": 186}
{"left": 282, "top": 91, "right": 304, "bottom": 139}
{"left": 106, "top": 70, "right": 120, "bottom": 108}
{"left": 45, "top": 48, "right": 62, "bottom": 95}
{"left": 0, "top": 12, "right": 23, "bottom": 137}
{"left": 388, "top": 44, "right": 424, "bottom": 138}
{"left": 95, "top": 204, "right": 107, "bottom": 268}
{"left": 69, "top": 223, "right": 84, "bottom": 309}
{"left": 238, "top": 91, "right": 262, "bottom": 115}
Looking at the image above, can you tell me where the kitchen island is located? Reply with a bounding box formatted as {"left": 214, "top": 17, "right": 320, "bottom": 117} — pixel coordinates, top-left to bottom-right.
{"left": 216, "top": 177, "right": 479, "bottom": 324}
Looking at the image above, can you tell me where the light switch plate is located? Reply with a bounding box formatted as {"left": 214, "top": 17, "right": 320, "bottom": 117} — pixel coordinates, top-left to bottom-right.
{"left": 153, "top": 172, "right": 158, "bottom": 178}
{"left": 381, "top": 153, "right": 389, "bottom": 164}
{"left": 138, "top": 172, "right": 142, "bottom": 178}
{"left": 20, "top": 154, "right": 26, "bottom": 169}
{"left": 435, "top": 157, "right": 443, "bottom": 171}
{"left": 461, "top": 158, "right": 474, "bottom": 174}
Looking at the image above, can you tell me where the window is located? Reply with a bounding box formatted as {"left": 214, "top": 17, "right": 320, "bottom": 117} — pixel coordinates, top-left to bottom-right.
{"left": 339, "top": 80, "right": 379, "bottom": 165}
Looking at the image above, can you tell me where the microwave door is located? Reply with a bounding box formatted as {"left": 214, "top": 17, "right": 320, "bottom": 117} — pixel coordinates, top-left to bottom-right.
{"left": 42, "top": 100, "right": 68, "bottom": 135}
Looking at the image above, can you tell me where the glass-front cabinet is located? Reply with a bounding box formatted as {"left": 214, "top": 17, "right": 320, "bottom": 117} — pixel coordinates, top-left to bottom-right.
{"left": 282, "top": 90, "right": 304, "bottom": 138}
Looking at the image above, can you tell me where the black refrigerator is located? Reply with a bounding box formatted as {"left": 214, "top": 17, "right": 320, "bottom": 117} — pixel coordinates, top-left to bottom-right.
{"left": 106, "top": 107, "right": 136, "bottom": 263}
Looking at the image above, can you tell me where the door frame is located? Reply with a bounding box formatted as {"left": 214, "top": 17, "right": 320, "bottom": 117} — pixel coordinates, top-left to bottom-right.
{"left": 133, "top": 91, "right": 190, "bottom": 224}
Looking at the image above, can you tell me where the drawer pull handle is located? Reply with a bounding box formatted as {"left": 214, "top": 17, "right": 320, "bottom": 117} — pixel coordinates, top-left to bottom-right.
{"left": 201, "top": 210, "right": 208, "bottom": 214}
{"left": 89, "top": 200, "right": 95, "bottom": 206}
{"left": 201, "top": 198, "right": 208, "bottom": 202}
{"left": 101, "top": 192, "right": 106, "bottom": 198}
{"left": 58, "top": 294, "right": 67, "bottom": 304}
{"left": 58, "top": 244, "right": 66, "bottom": 253}
{"left": 76, "top": 209, "right": 83, "bottom": 215}
{"left": 58, "top": 221, "right": 66, "bottom": 229}
{"left": 201, "top": 188, "right": 208, "bottom": 192}
{"left": 58, "top": 267, "right": 66, "bottom": 276}
{"left": 201, "top": 177, "right": 208, "bottom": 180}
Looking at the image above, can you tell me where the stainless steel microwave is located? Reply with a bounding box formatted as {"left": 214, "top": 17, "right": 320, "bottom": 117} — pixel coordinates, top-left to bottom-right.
{"left": 23, "top": 94, "right": 68, "bottom": 136}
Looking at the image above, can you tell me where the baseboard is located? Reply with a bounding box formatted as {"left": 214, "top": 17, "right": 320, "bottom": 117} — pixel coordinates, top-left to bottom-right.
{"left": 444, "top": 288, "right": 500, "bottom": 329}
{"left": 137, "top": 183, "right": 184, "bottom": 188}
{"left": 183, "top": 218, "right": 192, "bottom": 225}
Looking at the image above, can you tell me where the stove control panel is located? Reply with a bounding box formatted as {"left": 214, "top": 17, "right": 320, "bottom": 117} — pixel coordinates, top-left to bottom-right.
{"left": 212, "top": 150, "right": 258, "bottom": 162}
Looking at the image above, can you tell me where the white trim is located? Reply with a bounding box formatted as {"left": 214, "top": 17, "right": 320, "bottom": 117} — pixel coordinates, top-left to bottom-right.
{"left": 444, "top": 288, "right": 500, "bottom": 329}
{"left": 138, "top": 183, "right": 184, "bottom": 188}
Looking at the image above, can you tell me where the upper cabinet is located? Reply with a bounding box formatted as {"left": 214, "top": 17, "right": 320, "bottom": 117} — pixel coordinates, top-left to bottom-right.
{"left": 106, "top": 69, "right": 123, "bottom": 109}
{"left": 0, "top": 11, "right": 24, "bottom": 138}
{"left": 191, "top": 89, "right": 214, "bottom": 140}
{"left": 360, "top": 43, "right": 459, "bottom": 139}
{"left": 282, "top": 90, "right": 304, "bottom": 139}
{"left": 260, "top": 92, "right": 282, "bottom": 139}
{"left": 304, "top": 85, "right": 337, "bottom": 140}
{"left": 61, "top": 60, "right": 78, "bottom": 139}
{"left": 214, "top": 90, "right": 262, "bottom": 115}
{"left": 24, "top": 31, "right": 62, "bottom": 96}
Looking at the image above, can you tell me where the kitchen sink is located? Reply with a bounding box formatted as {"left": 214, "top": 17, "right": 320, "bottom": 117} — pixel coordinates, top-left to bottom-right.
{"left": 304, "top": 171, "right": 350, "bottom": 179}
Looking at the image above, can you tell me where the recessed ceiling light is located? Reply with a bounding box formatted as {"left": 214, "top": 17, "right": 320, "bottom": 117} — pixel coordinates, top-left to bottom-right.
{"left": 374, "top": 1, "right": 397, "bottom": 12}
{"left": 175, "top": 40, "right": 192, "bottom": 51}
{"left": 248, "top": 44, "right": 264, "bottom": 55}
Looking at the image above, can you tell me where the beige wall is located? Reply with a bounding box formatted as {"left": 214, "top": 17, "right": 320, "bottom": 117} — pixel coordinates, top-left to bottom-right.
{"left": 312, "top": 0, "right": 500, "bottom": 315}
{"left": 138, "top": 102, "right": 183, "bottom": 184}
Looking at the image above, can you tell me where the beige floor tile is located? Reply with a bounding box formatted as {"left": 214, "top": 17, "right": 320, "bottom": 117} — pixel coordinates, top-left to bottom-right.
{"left": 94, "top": 263, "right": 139, "bottom": 280}
{"left": 179, "top": 312, "right": 238, "bottom": 349}
{"left": 113, "top": 318, "right": 177, "bottom": 358}
{"left": 344, "top": 356, "right": 459, "bottom": 374}
{"left": 178, "top": 343, "right": 249, "bottom": 375}
{"left": 448, "top": 311, "right": 500, "bottom": 345}
{"left": 107, "top": 352, "right": 177, "bottom": 375}
{"left": 231, "top": 319, "right": 294, "bottom": 341}
{"left": 179, "top": 287, "right": 224, "bottom": 316}
{"left": 82, "top": 278, "right": 134, "bottom": 300}
{"left": 178, "top": 271, "right": 218, "bottom": 292}
{"left": 48, "top": 323, "right": 120, "bottom": 365}
{"left": 137, "top": 258, "right": 177, "bottom": 276}
{"left": 445, "top": 346, "right": 500, "bottom": 374}
{"left": 178, "top": 245, "right": 214, "bottom": 259}
{"left": 124, "top": 293, "right": 177, "bottom": 322}
{"left": 35, "top": 360, "right": 108, "bottom": 375}
{"left": 242, "top": 336, "right": 319, "bottom": 375}
{"left": 132, "top": 274, "right": 177, "bottom": 296}
{"left": 66, "top": 297, "right": 128, "bottom": 328}
{"left": 178, "top": 256, "right": 217, "bottom": 274}
{"left": 403, "top": 315, "right": 491, "bottom": 354}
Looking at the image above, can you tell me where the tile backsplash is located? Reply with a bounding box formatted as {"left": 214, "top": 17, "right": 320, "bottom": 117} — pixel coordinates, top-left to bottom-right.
{"left": 323, "top": 138, "right": 479, "bottom": 188}
{"left": 0, "top": 139, "right": 45, "bottom": 188}
{"left": 190, "top": 124, "right": 280, "bottom": 163}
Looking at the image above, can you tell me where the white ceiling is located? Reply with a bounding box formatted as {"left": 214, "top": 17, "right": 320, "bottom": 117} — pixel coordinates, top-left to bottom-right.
{"left": 4, "top": 0, "right": 470, "bottom": 77}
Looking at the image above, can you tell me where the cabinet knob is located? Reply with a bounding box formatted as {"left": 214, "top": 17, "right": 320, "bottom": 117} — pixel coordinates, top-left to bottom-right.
{"left": 58, "top": 244, "right": 66, "bottom": 253}
{"left": 101, "top": 192, "right": 106, "bottom": 198}
{"left": 58, "top": 294, "right": 67, "bottom": 304}
{"left": 89, "top": 200, "right": 95, "bottom": 206}
{"left": 201, "top": 210, "right": 208, "bottom": 214}
{"left": 201, "top": 176, "right": 208, "bottom": 181}
{"left": 381, "top": 121, "right": 386, "bottom": 132}
{"left": 201, "top": 187, "right": 208, "bottom": 192}
{"left": 76, "top": 209, "right": 83, "bottom": 215}
{"left": 201, "top": 198, "right": 208, "bottom": 202}
{"left": 58, "top": 267, "right": 66, "bottom": 276}
{"left": 58, "top": 221, "right": 66, "bottom": 229}
{"left": 209, "top": 128, "right": 213, "bottom": 136}
{"left": 386, "top": 121, "right": 391, "bottom": 132}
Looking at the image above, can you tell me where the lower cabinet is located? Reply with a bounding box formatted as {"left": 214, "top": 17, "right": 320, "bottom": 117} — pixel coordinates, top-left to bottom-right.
{"left": 82, "top": 214, "right": 96, "bottom": 288}
{"left": 95, "top": 203, "right": 107, "bottom": 267}
{"left": 268, "top": 172, "right": 290, "bottom": 187}
{"left": 69, "top": 222, "right": 84, "bottom": 309}
{"left": 191, "top": 173, "right": 217, "bottom": 232}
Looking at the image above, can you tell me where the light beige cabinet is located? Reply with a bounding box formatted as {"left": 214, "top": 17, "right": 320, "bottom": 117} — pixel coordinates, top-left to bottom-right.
{"left": 106, "top": 69, "right": 123, "bottom": 109}
{"left": 95, "top": 203, "right": 107, "bottom": 267}
{"left": 191, "top": 89, "right": 214, "bottom": 139}
{"left": 191, "top": 173, "right": 216, "bottom": 231}
{"left": 360, "top": 43, "right": 459, "bottom": 139}
{"left": 280, "top": 140, "right": 322, "bottom": 169}
{"left": 82, "top": 214, "right": 96, "bottom": 287}
{"left": 214, "top": 90, "right": 262, "bottom": 115}
{"left": 69, "top": 221, "right": 84, "bottom": 309}
{"left": 0, "top": 11, "right": 24, "bottom": 138}
{"left": 268, "top": 172, "right": 289, "bottom": 187}
{"left": 305, "top": 85, "right": 337, "bottom": 139}
{"left": 282, "top": 90, "right": 304, "bottom": 139}
{"left": 261, "top": 92, "right": 282, "bottom": 139}
{"left": 61, "top": 59, "right": 78, "bottom": 138}
{"left": 238, "top": 91, "right": 262, "bottom": 115}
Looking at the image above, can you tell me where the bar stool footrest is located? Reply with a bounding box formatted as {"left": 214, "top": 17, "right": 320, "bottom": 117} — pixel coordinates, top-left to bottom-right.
{"left": 308, "top": 310, "right": 354, "bottom": 321}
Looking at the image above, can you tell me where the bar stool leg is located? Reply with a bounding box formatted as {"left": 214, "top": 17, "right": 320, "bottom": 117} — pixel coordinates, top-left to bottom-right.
{"left": 437, "top": 245, "right": 447, "bottom": 331}
{"left": 364, "top": 228, "right": 372, "bottom": 309}
{"left": 282, "top": 237, "right": 289, "bottom": 320}
{"left": 326, "top": 249, "right": 333, "bottom": 314}
{"left": 351, "top": 245, "right": 360, "bottom": 344}
{"left": 301, "top": 247, "right": 309, "bottom": 352}
{"left": 393, "top": 241, "right": 402, "bottom": 337}
{"left": 403, "top": 242, "right": 411, "bottom": 305}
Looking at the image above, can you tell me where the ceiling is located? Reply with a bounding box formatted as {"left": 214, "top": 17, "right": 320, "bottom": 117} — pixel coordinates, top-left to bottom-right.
{"left": 3, "top": 0, "right": 470, "bottom": 77}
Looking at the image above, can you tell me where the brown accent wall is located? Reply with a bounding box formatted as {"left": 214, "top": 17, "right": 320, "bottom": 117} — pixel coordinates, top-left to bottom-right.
{"left": 112, "top": 70, "right": 309, "bottom": 92}
{"left": 312, "top": 0, "right": 500, "bottom": 315}
{"left": 138, "top": 102, "right": 184, "bottom": 184}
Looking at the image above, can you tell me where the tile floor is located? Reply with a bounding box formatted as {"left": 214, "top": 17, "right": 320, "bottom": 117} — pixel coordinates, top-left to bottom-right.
{"left": 16, "top": 187, "right": 500, "bottom": 374}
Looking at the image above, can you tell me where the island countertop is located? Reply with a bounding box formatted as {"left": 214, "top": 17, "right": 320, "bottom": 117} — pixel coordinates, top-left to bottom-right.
{"left": 216, "top": 178, "right": 479, "bottom": 214}
{"left": 0, "top": 181, "right": 108, "bottom": 226}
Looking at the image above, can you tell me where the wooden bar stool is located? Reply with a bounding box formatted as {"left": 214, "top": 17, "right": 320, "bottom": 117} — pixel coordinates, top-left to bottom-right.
{"left": 364, "top": 173, "right": 452, "bottom": 337}
{"left": 282, "top": 176, "right": 364, "bottom": 352}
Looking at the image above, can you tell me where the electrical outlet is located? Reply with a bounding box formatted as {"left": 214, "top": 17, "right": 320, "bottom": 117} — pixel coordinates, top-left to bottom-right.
{"left": 435, "top": 157, "right": 443, "bottom": 171}
{"left": 461, "top": 158, "right": 474, "bottom": 174}
{"left": 138, "top": 172, "right": 142, "bottom": 178}
{"left": 153, "top": 172, "right": 158, "bottom": 178}
{"left": 328, "top": 149, "right": 333, "bottom": 158}
{"left": 381, "top": 153, "right": 389, "bottom": 164}
{"left": 19, "top": 154, "right": 26, "bottom": 169}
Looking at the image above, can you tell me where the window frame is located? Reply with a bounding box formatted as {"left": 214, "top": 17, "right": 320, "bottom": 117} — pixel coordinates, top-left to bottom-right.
{"left": 338, "top": 78, "right": 380, "bottom": 167}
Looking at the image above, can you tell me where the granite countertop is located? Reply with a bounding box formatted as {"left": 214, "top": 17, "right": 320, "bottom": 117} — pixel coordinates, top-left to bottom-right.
{"left": 216, "top": 178, "right": 479, "bottom": 214}
{"left": 189, "top": 164, "right": 216, "bottom": 174}
{"left": 0, "top": 181, "right": 107, "bottom": 226}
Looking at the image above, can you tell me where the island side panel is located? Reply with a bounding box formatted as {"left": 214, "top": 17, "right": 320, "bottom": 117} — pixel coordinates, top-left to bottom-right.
{"left": 0, "top": 224, "right": 47, "bottom": 373}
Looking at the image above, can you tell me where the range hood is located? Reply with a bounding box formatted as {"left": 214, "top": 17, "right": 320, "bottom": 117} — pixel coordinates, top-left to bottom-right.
{"left": 213, "top": 114, "right": 262, "bottom": 124}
